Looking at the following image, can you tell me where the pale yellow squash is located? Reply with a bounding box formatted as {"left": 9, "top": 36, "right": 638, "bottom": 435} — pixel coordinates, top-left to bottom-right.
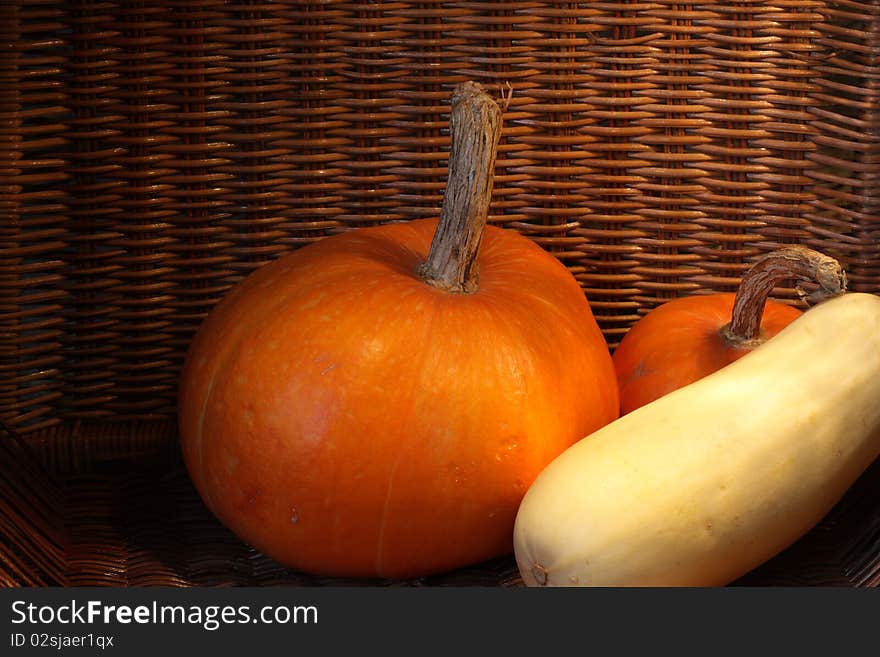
{"left": 514, "top": 292, "right": 880, "bottom": 587}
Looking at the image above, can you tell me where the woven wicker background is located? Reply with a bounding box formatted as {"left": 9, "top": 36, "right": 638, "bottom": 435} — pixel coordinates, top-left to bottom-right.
{"left": 1, "top": 0, "right": 879, "bottom": 586}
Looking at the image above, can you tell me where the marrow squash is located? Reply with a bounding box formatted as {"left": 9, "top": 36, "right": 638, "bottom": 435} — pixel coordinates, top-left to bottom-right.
{"left": 513, "top": 292, "right": 880, "bottom": 587}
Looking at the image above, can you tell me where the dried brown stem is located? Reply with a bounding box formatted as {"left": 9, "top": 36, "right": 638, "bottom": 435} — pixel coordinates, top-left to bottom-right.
{"left": 418, "top": 81, "right": 504, "bottom": 293}
{"left": 721, "top": 246, "right": 847, "bottom": 347}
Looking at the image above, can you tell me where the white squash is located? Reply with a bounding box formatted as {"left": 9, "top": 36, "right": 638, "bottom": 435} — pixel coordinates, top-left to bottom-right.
{"left": 514, "top": 291, "right": 880, "bottom": 587}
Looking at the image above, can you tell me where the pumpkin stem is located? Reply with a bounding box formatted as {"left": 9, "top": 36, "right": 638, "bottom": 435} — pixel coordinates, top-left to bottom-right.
{"left": 721, "top": 246, "right": 847, "bottom": 347}
{"left": 418, "top": 81, "right": 505, "bottom": 293}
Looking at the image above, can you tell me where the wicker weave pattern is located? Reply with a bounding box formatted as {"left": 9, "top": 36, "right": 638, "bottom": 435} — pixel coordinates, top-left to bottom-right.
{"left": 2, "top": 1, "right": 878, "bottom": 431}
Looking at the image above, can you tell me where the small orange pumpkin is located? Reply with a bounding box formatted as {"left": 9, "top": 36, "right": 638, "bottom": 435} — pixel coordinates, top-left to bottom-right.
{"left": 613, "top": 247, "right": 846, "bottom": 415}
{"left": 178, "top": 83, "right": 618, "bottom": 578}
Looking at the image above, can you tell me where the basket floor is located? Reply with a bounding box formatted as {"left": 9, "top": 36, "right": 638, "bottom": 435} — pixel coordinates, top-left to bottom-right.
{"left": 6, "top": 423, "right": 880, "bottom": 587}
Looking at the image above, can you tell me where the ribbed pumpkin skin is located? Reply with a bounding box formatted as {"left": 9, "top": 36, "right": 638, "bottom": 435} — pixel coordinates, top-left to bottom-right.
{"left": 178, "top": 218, "right": 618, "bottom": 578}
{"left": 613, "top": 293, "right": 802, "bottom": 415}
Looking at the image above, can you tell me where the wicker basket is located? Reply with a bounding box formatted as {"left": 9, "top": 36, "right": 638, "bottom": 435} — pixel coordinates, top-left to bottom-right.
{"left": 2, "top": 0, "right": 878, "bottom": 587}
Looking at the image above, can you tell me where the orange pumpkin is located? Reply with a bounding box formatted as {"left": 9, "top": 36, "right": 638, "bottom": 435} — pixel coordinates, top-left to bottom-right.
{"left": 613, "top": 246, "right": 846, "bottom": 415}
{"left": 178, "top": 83, "right": 618, "bottom": 578}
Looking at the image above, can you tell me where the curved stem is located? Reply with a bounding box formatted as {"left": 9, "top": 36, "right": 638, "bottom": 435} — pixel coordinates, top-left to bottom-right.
{"left": 418, "top": 81, "right": 504, "bottom": 293}
{"left": 721, "top": 246, "right": 847, "bottom": 347}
